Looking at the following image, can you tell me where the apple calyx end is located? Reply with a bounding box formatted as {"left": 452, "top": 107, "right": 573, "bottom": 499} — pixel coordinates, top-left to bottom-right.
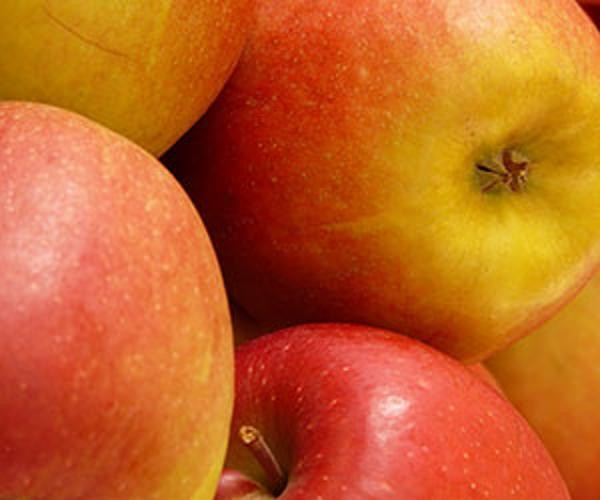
{"left": 476, "top": 149, "right": 530, "bottom": 194}
{"left": 238, "top": 425, "right": 287, "bottom": 495}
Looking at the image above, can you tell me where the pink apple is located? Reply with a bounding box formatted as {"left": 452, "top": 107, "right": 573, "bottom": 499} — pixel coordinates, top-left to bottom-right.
{"left": 216, "top": 324, "right": 569, "bottom": 499}
{"left": 164, "top": 0, "right": 600, "bottom": 362}
{"left": 0, "top": 102, "right": 233, "bottom": 499}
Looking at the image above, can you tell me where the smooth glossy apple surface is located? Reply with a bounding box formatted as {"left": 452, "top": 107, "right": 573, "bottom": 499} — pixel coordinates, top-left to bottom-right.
{"left": 165, "top": 0, "right": 600, "bottom": 362}
{"left": 0, "top": 102, "right": 233, "bottom": 499}
{"left": 488, "top": 271, "right": 600, "bottom": 500}
{"left": 0, "top": 0, "right": 250, "bottom": 155}
{"left": 218, "top": 324, "right": 569, "bottom": 499}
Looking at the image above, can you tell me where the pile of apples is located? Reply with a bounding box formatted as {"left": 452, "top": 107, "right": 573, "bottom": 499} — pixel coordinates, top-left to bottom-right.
{"left": 1, "top": 0, "right": 600, "bottom": 498}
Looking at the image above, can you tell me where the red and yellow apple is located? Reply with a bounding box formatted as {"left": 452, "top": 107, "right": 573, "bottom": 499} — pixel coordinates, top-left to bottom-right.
{"left": 488, "top": 271, "right": 600, "bottom": 500}
{"left": 165, "top": 0, "right": 600, "bottom": 362}
{"left": 0, "top": 102, "right": 233, "bottom": 499}
{"left": 0, "top": 0, "right": 250, "bottom": 155}
{"left": 217, "top": 324, "right": 569, "bottom": 499}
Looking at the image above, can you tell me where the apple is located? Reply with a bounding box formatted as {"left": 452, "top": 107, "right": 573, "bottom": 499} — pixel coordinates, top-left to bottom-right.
{"left": 466, "top": 364, "right": 504, "bottom": 395}
{"left": 216, "top": 324, "right": 569, "bottom": 499}
{"left": 487, "top": 271, "right": 600, "bottom": 500}
{"left": 216, "top": 469, "right": 266, "bottom": 500}
{"left": 228, "top": 301, "right": 501, "bottom": 392}
{"left": 0, "top": 0, "right": 250, "bottom": 155}
{"left": 164, "top": 0, "right": 600, "bottom": 362}
{"left": 0, "top": 102, "right": 233, "bottom": 499}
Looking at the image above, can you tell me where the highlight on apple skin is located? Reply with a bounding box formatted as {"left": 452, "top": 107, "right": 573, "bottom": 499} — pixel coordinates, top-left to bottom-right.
{"left": 0, "top": 0, "right": 251, "bottom": 156}
{"left": 165, "top": 0, "right": 600, "bottom": 363}
{"left": 217, "top": 323, "right": 570, "bottom": 499}
{"left": 0, "top": 101, "right": 233, "bottom": 499}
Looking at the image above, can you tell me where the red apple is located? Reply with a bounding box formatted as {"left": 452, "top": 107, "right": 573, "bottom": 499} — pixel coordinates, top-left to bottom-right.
{"left": 229, "top": 301, "right": 501, "bottom": 389}
{"left": 0, "top": 102, "right": 233, "bottom": 499}
{"left": 216, "top": 324, "right": 569, "bottom": 499}
{"left": 487, "top": 271, "right": 600, "bottom": 500}
{"left": 467, "top": 364, "right": 504, "bottom": 395}
{"left": 0, "top": 0, "right": 250, "bottom": 155}
{"left": 165, "top": 0, "right": 600, "bottom": 362}
{"left": 216, "top": 469, "right": 266, "bottom": 500}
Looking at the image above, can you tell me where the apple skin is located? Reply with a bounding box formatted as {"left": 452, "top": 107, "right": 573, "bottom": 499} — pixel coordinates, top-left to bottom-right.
{"left": 230, "top": 303, "right": 501, "bottom": 391}
{"left": 217, "top": 324, "right": 570, "bottom": 499}
{"left": 0, "top": 0, "right": 250, "bottom": 155}
{"left": 466, "top": 364, "right": 504, "bottom": 395}
{"left": 0, "top": 102, "right": 233, "bottom": 499}
{"left": 487, "top": 271, "right": 600, "bottom": 500}
{"left": 165, "top": 0, "right": 600, "bottom": 362}
{"left": 216, "top": 469, "right": 269, "bottom": 500}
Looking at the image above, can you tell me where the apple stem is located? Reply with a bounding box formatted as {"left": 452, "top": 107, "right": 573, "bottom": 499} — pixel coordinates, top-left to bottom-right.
{"left": 239, "top": 425, "right": 286, "bottom": 495}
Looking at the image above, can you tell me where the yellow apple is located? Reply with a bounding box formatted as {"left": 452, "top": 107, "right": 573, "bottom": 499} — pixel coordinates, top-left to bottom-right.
{"left": 0, "top": 0, "right": 250, "bottom": 155}
{"left": 488, "top": 272, "right": 600, "bottom": 500}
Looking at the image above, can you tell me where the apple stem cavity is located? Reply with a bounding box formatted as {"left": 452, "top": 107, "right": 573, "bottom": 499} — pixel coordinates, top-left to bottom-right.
{"left": 476, "top": 149, "right": 529, "bottom": 193}
{"left": 239, "top": 425, "right": 287, "bottom": 495}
